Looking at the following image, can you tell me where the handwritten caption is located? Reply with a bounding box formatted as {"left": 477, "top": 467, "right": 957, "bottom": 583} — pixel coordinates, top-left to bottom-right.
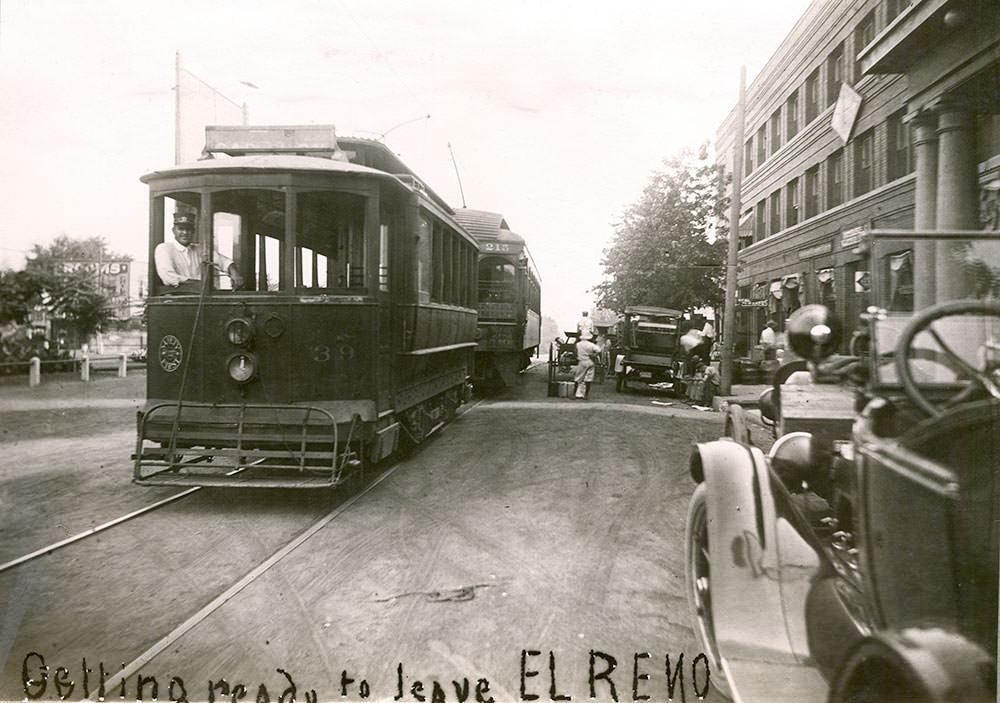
{"left": 22, "top": 649, "right": 712, "bottom": 701}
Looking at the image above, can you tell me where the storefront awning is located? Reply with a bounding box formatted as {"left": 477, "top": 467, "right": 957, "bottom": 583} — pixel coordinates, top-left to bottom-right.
{"left": 769, "top": 280, "right": 784, "bottom": 299}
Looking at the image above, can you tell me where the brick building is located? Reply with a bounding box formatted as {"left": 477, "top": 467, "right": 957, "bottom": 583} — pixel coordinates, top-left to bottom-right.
{"left": 716, "top": 0, "right": 1000, "bottom": 355}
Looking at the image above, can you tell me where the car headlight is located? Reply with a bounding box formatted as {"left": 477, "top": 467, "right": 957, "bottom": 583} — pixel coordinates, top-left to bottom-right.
{"left": 225, "top": 317, "right": 254, "bottom": 346}
{"left": 226, "top": 352, "right": 258, "bottom": 383}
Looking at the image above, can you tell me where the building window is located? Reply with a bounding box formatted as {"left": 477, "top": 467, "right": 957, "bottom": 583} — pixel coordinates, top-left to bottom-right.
{"left": 786, "top": 177, "right": 800, "bottom": 227}
{"left": 770, "top": 109, "right": 782, "bottom": 155}
{"left": 805, "top": 67, "right": 820, "bottom": 123}
{"left": 805, "top": 165, "right": 820, "bottom": 218}
{"left": 756, "top": 125, "right": 767, "bottom": 167}
{"left": 827, "top": 43, "right": 844, "bottom": 107}
{"left": 769, "top": 190, "right": 781, "bottom": 235}
{"left": 854, "top": 128, "right": 874, "bottom": 196}
{"left": 827, "top": 148, "right": 845, "bottom": 208}
{"left": 786, "top": 89, "right": 800, "bottom": 140}
{"left": 887, "top": 109, "right": 912, "bottom": 181}
{"left": 854, "top": 11, "right": 875, "bottom": 81}
{"left": 744, "top": 139, "right": 754, "bottom": 176}
{"left": 755, "top": 199, "right": 766, "bottom": 241}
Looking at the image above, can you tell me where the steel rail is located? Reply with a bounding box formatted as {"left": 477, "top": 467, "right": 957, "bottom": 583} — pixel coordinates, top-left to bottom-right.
{"left": 86, "top": 398, "right": 485, "bottom": 699}
{"left": 87, "top": 460, "right": 402, "bottom": 700}
{"left": 0, "top": 461, "right": 260, "bottom": 575}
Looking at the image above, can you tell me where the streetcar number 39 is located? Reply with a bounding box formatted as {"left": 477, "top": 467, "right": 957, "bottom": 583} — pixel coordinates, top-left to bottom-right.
{"left": 312, "top": 344, "right": 355, "bottom": 362}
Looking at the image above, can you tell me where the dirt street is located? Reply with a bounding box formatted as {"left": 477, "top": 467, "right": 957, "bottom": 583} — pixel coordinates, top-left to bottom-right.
{"left": 1, "top": 365, "right": 730, "bottom": 702}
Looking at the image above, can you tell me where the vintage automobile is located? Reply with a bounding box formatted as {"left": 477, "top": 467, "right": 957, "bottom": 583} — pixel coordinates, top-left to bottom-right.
{"left": 685, "top": 230, "right": 999, "bottom": 702}
{"left": 615, "top": 305, "right": 682, "bottom": 393}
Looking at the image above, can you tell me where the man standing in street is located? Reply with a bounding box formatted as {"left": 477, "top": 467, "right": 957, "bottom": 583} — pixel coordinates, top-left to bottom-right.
{"left": 574, "top": 331, "right": 601, "bottom": 399}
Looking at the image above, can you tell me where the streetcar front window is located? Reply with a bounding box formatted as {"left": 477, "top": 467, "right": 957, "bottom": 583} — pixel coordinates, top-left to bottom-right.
{"left": 297, "top": 191, "right": 366, "bottom": 290}
{"left": 212, "top": 189, "right": 287, "bottom": 292}
{"left": 478, "top": 258, "right": 516, "bottom": 319}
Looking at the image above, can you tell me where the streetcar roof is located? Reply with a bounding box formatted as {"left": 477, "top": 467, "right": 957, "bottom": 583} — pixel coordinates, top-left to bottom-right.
{"left": 141, "top": 152, "right": 475, "bottom": 240}
{"left": 453, "top": 208, "right": 512, "bottom": 241}
{"left": 455, "top": 208, "right": 540, "bottom": 283}
{"left": 141, "top": 153, "right": 397, "bottom": 183}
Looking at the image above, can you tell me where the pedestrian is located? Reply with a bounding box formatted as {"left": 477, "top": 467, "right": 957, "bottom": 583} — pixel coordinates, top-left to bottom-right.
{"left": 759, "top": 319, "right": 778, "bottom": 349}
{"left": 573, "top": 331, "right": 601, "bottom": 398}
{"left": 576, "top": 311, "right": 594, "bottom": 338}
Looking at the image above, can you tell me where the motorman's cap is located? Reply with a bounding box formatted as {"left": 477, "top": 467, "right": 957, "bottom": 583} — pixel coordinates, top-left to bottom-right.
{"left": 173, "top": 209, "right": 196, "bottom": 227}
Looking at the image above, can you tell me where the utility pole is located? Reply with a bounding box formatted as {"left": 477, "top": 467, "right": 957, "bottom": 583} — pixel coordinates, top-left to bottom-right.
{"left": 720, "top": 66, "right": 746, "bottom": 396}
{"left": 174, "top": 51, "right": 182, "bottom": 165}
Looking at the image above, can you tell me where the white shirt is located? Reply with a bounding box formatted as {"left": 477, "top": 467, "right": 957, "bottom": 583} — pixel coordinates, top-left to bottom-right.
{"left": 154, "top": 239, "right": 232, "bottom": 287}
{"left": 577, "top": 316, "right": 594, "bottom": 336}
{"left": 759, "top": 326, "right": 777, "bottom": 347}
{"left": 575, "top": 339, "right": 601, "bottom": 365}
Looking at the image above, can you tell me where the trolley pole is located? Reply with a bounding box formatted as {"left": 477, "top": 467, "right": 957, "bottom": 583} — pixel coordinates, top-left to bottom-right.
{"left": 720, "top": 66, "right": 746, "bottom": 396}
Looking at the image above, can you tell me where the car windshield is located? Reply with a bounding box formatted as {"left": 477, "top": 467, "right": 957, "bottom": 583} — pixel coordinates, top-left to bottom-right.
{"left": 868, "top": 231, "right": 1000, "bottom": 387}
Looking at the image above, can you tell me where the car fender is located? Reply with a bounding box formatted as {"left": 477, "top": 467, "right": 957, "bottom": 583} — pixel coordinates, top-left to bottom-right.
{"left": 689, "top": 439, "right": 799, "bottom": 664}
{"left": 829, "top": 628, "right": 997, "bottom": 703}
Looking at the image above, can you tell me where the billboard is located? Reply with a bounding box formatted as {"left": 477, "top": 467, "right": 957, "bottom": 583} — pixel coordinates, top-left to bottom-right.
{"left": 58, "top": 260, "right": 131, "bottom": 319}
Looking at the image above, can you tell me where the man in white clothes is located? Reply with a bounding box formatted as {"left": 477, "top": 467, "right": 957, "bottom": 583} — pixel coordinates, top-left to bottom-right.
{"left": 573, "top": 331, "right": 601, "bottom": 399}
{"left": 155, "top": 209, "right": 243, "bottom": 294}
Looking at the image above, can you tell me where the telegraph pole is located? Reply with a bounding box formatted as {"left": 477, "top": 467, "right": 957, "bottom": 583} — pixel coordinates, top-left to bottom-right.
{"left": 720, "top": 66, "right": 746, "bottom": 395}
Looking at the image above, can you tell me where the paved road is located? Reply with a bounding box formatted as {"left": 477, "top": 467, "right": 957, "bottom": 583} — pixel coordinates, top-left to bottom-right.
{"left": 0, "top": 365, "right": 729, "bottom": 702}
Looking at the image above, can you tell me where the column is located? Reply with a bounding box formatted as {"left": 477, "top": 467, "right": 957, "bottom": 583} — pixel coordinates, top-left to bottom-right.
{"left": 935, "top": 102, "right": 977, "bottom": 299}
{"left": 910, "top": 110, "right": 938, "bottom": 308}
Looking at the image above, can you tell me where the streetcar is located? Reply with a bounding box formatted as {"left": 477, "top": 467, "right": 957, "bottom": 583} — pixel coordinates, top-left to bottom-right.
{"left": 453, "top": 208, "right": 541, "bottom": 388}
{"left": 133, "top": 125, "right": 479, "bottom": 488}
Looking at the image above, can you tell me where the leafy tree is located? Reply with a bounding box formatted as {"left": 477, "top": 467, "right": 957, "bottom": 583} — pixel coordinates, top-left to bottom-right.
{"left": 0, "top": 269, "right": 44, "bottom": 325}
{"left": 595, "top": 144, "right": 728, "bottom": 314}
{"left": 23, "top": 235, "right": 131, "bottom": 338}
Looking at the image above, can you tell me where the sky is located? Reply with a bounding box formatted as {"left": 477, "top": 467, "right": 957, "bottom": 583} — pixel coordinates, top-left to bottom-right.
{"left": 0, "top": 0, "right": 811, "bottom": 331}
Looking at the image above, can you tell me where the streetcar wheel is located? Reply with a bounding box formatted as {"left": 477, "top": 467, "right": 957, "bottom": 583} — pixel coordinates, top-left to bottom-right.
{"left": 685, "top": 483, "right": 733, "bottom": 700}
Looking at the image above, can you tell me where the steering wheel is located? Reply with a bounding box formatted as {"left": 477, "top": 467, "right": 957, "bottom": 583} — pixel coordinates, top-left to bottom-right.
{"left": 895, "top": 299, "right": 1000, "bottom": 416}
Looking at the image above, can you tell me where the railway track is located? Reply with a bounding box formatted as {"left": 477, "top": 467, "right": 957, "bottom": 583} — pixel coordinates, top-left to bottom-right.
{"left": 4, "top": 400, "right": 489, "bottom": 701}
{"left": 0, "top": 460, "right": 264, "bottom": 575}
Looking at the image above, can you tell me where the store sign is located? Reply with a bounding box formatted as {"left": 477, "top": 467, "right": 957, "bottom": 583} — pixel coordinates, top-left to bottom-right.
{"left": 737, "top": 298, "right": 768, "bottom": 307}
{"left": 841, "top": 226, "right": 866, "bottom": 249}
{"left": 798, "top": 242, "right": 833, "bottom": 260}
{"left": 59, "top": 260, "right": 131, "bottom": 318}
{"left": 832, "top": 83, "right": 863, "bottom": 143}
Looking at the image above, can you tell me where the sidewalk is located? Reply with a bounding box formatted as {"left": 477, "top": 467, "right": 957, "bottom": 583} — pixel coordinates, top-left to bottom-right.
{"left": 712, "top": 383, "right": 771, "bottom": 411}
{"left": 0, "top": 369, "right": 146, "bottom": 411}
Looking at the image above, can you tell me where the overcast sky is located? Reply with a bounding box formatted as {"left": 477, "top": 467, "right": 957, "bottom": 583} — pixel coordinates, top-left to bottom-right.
{"left": 0, "top": 0, "right": 810, "bottom": 329}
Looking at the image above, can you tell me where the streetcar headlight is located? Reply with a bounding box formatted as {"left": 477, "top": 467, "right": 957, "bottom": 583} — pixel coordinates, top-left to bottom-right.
{"left": 225, "top": 317, "right": 254, "bottom": 346}
{"left": 226, "top": 352, "right": 258, "bottom": 383}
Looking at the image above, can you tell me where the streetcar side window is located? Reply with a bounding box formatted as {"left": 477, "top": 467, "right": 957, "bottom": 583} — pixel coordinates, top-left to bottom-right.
{"left": 297, "top": 191, "right": 367, "bottom": 290}
{"left": 429, "top": 220, "right": 475, "bottom": 306}
{"left": 416, "top": 216, "right": 432, "bottom": 303}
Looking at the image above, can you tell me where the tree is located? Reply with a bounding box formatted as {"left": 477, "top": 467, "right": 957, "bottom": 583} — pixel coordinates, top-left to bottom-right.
{"left": 595, "top": 144, "right": 728, "bottom": 314}
{"left": 23, "top": 235, "right": 131, "bottom": 338}
{"left": 0, "top": 269, "right": 44, "bottom": 325}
